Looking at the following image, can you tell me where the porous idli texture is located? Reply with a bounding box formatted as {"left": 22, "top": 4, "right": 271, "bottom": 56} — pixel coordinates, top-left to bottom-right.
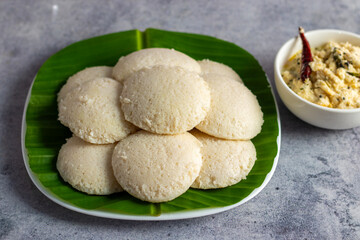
{"left": 198, "top": 59, "right": 243, "bottom": 83}
{"left": 57, "top": 136, "right": 123, "bottom": 195}
{"left": 112, "top": 48, "right": 201, "bottom": 82}
{"left": 57, "top": 66, "right": 113, "bottom": 102}
{"left": 58, "top": 78, "right": 137, "bottom": 144}
{"left": 112, "top": 131, "right": 202, "bottom": 203}
{"left": 120, "top": 66, "right": 211, "bottom": 134}
{"left": 191, "top": 130, "right": 256, "bottom": 189}
{"left": 196, "top": 74, "right": 263, "bottom": 140}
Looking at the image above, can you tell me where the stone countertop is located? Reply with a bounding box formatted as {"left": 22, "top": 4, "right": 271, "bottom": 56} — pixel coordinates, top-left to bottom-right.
{"left": 1, "top": 0, "right": 360, "bottom": 239}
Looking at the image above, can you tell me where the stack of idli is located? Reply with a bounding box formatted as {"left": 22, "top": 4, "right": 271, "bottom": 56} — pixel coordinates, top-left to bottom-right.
{"left": 56, "top": 48, "right": 263, "bottom": 203}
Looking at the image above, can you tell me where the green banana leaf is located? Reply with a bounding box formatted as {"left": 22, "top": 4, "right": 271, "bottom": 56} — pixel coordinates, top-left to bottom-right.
{"left": 23, "top": 28, "right": 280, "bottom": 218}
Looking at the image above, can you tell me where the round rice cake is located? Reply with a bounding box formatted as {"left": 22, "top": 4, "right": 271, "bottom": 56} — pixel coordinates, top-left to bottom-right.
{"left": 196, "top": 74, "right": 263, "bottom": 140}
{"left": 191, "top": 130, "right": 256, "bottom": 189}
{"left": 112, "top": 48, "right": 201, "bottom": 81}
{"left": 112, "top": 131, "right": 202, "bottom": 203}
{"left": 198, "top": 59, "right": 243, "bottom": 83}
{"left": 58, "top": 78, "right": 137, "bottom": 144}
{"left": 57, "top": 66, "right": 113, "bottom": 102}
{"left": 57, "top": 136, "right": 123, "bottom": 195}
{"left": 120, "top": 66, "right": 211, "bottom": 134}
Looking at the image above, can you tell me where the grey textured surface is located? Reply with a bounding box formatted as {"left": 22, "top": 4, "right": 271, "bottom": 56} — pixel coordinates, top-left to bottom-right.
{"left": 1, "top": 0, "right": 360, "bottom": 239}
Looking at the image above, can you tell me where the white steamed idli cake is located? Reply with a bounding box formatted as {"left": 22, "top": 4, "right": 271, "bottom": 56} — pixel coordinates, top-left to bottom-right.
{"left": 112, "top": 131, "right": 202, "bottom": 203}
{"left": 57, "top": 136, "right": 123, "bottom": 195}
{"left": 112, "top": 48, "right": 201, "bottom": 81}
{"left": 58, "top": 78, "right": 137, "bottom": 144}
{"left": 120, "top": 66, "right": 211, "bottom": 134}
{"left": 57, "top": 66, "right": 113, "bottom": 102}
{"left": 198, "top": 59, "right": 243, "bottom": 83}
{"left": 191, "top": 130, "right": 256, "bottom": 189}
{"left": 196, "top": 74, "right": 263, "bottom": 140}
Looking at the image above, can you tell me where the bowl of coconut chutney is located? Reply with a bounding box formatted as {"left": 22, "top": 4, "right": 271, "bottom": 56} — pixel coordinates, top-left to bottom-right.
{"left": 274, "top": 28, "right": 360, "bottom": 129}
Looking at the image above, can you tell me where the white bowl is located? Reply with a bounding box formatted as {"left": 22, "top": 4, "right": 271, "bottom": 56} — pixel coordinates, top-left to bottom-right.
{"left": 274, "top": 29, "right": 360, "bottom": 130}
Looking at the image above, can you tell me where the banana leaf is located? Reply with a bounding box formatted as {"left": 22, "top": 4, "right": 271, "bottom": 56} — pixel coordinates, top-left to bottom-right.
{"left": 23, "top": 28, "right": 280, "bottom": 219}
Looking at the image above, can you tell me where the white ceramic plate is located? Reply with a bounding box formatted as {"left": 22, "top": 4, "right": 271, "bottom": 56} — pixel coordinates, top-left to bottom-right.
{"left": 22, "top": 29, "right": 281, "bottom": 220}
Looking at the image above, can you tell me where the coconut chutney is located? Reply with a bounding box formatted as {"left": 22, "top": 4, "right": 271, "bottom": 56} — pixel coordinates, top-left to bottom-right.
{"left": 282, "top": 41, "right": 360, "bottom": 109}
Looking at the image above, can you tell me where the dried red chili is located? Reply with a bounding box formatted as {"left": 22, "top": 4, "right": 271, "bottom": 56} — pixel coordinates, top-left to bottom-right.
{"left": 299, "top": 27, "right": 313, "bottom": 82}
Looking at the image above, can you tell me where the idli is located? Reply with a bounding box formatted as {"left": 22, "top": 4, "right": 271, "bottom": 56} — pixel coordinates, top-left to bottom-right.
{"left": 58, "top": 66, "right": 113, "bottom": 102}
{"left": 196, "top": 74, "right": 263, "bottom": 140}
{"left": 120, "top": 66, "right": 211, "bottom": 134}
{"left": 112, "top": 131, "right": 202, "bottom": 203}
{"left": 112, "top": 48, "right": 201, "bottom": 81}
{"left": 58, "top": 78, "right": 137, "bottom": 144}
{"left": 198, "top": 59, "right": 243, "bottom": 83}
{"left": 57, "top": 136, "right": 123, "bottom": 195}
{"left": 191, "top": 130, "right": 256, "bottom": 189}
